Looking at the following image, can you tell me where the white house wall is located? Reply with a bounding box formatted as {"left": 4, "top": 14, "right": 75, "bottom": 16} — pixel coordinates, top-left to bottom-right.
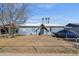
{"left": 18, "top": 27, "right": 63, "bottom": 35}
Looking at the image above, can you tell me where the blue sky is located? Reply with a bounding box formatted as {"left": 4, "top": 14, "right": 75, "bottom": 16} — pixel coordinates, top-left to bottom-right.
{"left": 26, "top": 3, "right": 79, "bottom": 25}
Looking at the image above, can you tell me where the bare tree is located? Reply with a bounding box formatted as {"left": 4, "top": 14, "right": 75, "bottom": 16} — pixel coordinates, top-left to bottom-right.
{"left": 0, "top": 4, "right": 8, "bottom": 36}
{"left": 0, "top": 3, "right": 29, "bottom": 37}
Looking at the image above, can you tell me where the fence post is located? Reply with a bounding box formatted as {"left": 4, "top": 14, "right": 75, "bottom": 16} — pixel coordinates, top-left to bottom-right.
{"left": 66, "top": 32, "right": 68, "bottom": 41}
{"left": 0, "top": 27, "right": 1, "bottom": 35}
{"left": 76, "top": 38, "right": 78, "bottom": 54}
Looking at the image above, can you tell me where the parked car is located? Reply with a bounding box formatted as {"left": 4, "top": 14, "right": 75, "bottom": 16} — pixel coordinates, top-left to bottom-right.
{"left": 53, "top": 30, "right": 79, "bottom": 38}
{"left": 53, "top": 30, "right": 79, "bottom": 42}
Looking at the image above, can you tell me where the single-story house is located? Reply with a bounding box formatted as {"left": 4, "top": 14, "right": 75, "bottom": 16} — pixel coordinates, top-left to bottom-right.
{"left": 66, "top": 23, "right": 79, "bottom": 34}
{"left": 0, "top": 23, "right": 18, "bottom": 35}
{"left": 19, "top": 23, "right": 64, "bottom": 35}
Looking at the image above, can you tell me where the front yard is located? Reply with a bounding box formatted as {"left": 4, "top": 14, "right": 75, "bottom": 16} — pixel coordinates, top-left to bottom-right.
{"left": 0, "top": 35, "right": 78, "bottom": 55}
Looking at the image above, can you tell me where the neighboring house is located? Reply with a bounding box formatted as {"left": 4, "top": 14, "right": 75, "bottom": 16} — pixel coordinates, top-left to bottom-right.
{"left": 66, "top": 23, "right": 79, "bottom": 27}
{"left": 66, "top": 23, "right": 79, "bottom": 34}
{"left": 0, "top": 23, "right": 18, "bottom": 35}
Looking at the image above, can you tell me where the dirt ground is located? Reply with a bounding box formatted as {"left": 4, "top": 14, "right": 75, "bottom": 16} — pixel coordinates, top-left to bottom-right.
{"left": 0, "top": 35, "right": 78, "bottom": 55}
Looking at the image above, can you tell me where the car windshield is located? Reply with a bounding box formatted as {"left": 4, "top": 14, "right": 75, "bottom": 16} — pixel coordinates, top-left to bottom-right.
{"left": 58, "top": 30, "right": 79, "bottom": 38}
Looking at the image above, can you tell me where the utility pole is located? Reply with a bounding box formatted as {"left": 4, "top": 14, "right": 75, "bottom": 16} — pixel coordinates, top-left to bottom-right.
{"left": 42, "top": 18, "right": 44, "bottom": 24}
{"left": 45, "top": 17, "right": 48, "bottom": 24}
{"left": 48, "top": 17, "right": 50, "bottom": 24}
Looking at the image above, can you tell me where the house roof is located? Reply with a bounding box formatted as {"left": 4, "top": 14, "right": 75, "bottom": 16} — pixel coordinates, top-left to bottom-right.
{"left": 0, "top": 23, "right": 16, "bottom": 28}
{"left": 65, "top": 23, "right": 79, "bottom": 35}
{"left": 66, "top": 23, "right": 79, "bottom": 27}
{"left": 35, "top": 24, "right": 49, "bottom": 32}
{"left": 19, "top": 23, "right": 66, "bottom": 28}
{"left": 20, "top": 23, "right": 62, "bottom": 26}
